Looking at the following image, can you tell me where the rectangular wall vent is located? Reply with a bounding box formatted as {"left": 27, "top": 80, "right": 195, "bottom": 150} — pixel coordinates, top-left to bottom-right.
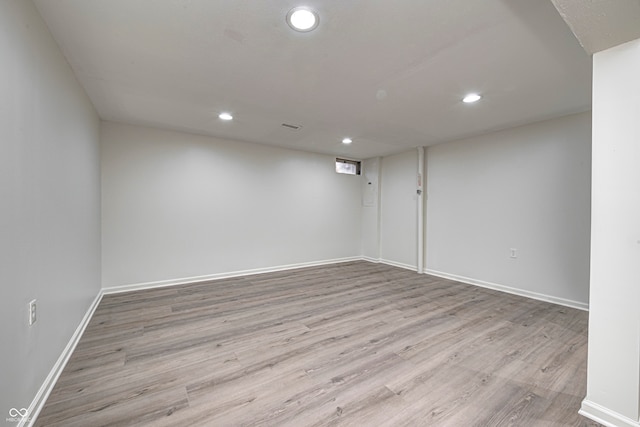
{"left": 281, "top": 123, "right": 302, "bottom": 130}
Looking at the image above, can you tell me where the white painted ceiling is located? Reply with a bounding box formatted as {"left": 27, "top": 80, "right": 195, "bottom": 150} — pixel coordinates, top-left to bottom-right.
{"left": 35, "top": 0, "right": 592, "bottom": 159}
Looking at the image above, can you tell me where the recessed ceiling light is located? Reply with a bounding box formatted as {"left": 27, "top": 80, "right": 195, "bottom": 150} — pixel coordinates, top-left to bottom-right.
{"left": 286, "top": 7, "right": 319, "bottom": 32}
{"left": 218, "top": 112, "right": 233, "bottom": 121}
{"left": 462, "top": 93, "right": 482, "bottom": 103}
{"left": 342, "top": 137, "right": 353, "bottom": 144}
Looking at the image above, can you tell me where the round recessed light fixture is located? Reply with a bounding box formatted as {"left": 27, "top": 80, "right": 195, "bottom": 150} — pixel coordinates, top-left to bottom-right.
{"left": 286, "top": 7, "right": 319, "bottom": 32}
{"left": 462, "top": 93, "right": 482, "bottom": 103}
{"left": 342, "top": 137, "right": 353, "bottom": 144}
{"left": 218, "top": 112, "right": 233, "bottom": 121}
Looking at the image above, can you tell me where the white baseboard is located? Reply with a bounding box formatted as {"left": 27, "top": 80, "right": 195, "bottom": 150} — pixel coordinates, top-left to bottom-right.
{"left": 102, "top": 257, "right": 363, "bottom": 294}
{"left": 423, "top": 269, "right": 589, "bottom": 311}
{"left": 580, "top": 400, "right": 640, "bottom": 427}
{"left": 22, "top": 291, "right": 104, "bottom": 427}
{"left": 361, "top": 257, "right": 418, "bottom": 272}
{"left": 379, "top": 258, "right": 418, "bottom": 272}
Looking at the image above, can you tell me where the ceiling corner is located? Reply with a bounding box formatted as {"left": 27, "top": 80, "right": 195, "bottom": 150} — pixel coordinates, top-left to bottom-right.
{"left": 550, "top": 0, "right": 640, "bottom": 54}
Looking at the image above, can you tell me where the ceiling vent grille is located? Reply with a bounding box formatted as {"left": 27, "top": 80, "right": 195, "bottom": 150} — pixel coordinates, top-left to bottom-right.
{"left": 281, "top": 123, "right": 302, "bottom": 130}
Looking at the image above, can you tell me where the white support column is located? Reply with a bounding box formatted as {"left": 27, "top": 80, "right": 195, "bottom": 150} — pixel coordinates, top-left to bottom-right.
{"left": 417, "top": 147, "right": 425, "bottom": 273}
{"left": 580, "top": 37, "right": 640, "bottom": 427}
{"left": 360, "top": 157, "right": 382, "bottom": 263}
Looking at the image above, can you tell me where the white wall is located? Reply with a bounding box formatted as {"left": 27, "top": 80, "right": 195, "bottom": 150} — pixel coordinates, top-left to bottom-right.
{"left": 101, "top": 122, "right": 362, "bottom": 288}
{"left": 425, "top": 112, "right": 591, "bottom": 307}
{"left": 582, "top": 37, "right": 640, "bottom": 427}
{"left": 0, "top": 0, "right": 101, "bottom": 418}
{"left": 379, "top": 150, "right": 418, "bottom": 269}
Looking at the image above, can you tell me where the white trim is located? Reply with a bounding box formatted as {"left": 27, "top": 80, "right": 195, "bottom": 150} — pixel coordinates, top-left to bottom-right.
{"left": 362, "top": 256, "right": 423, "bottom": 273}
{"left": 102, "top": 257, "right": 363, "bottom": 294}
{"left": 22, "top": 291, "right": 104, "bottom": 427}
{"left": 379, "top": 258, "right": 417, "bottom": 272}
{"left": 423, "top": 269, "right": 589, "bottom": 311}
{"left": 580, "top": 400, "right": 640, "bottom": 427}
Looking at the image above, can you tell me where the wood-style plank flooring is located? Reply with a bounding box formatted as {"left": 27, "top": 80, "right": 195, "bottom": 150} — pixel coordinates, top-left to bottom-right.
{"left": 36, "top": 262, "right": 601, "bottom": 426}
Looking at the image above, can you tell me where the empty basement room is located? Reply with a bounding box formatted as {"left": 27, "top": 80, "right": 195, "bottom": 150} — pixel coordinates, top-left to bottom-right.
{"left": 2, "top": 0, "right": 640, "bottom": 426}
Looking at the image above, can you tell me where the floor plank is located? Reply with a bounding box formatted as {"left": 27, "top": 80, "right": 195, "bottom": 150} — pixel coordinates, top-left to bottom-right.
{"left": 36, "top": 261, "right": 601, "bottom": 426}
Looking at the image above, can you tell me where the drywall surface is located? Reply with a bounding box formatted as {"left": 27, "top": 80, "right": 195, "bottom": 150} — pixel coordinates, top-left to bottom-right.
{"left": 0, "top": 0, "right": 101, "bottom": 417}
{"left": 379, "top": 150, "right": 418, "bottom": 269}
{"left": 426, "top": 112, "right": 591, "bottom": 306}
{"left": 101, "top": 122, "right": 362, "bottom": 288}
{"left": 583, "top": 37, "right": 640, "bottom": 424}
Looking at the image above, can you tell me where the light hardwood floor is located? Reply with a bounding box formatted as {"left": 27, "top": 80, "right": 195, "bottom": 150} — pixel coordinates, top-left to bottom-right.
{"left": 36, "top": 262, "right": 601, "bottom": 426}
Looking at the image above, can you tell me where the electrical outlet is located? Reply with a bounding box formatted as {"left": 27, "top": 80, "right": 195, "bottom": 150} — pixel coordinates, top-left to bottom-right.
{"left": 29, "top": 299, "right": 37, "bottom": 326}
{"left": 510, "top": 248, "right": 517, "bottom": 259}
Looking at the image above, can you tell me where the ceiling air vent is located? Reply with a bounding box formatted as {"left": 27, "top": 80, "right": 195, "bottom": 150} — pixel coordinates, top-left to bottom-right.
{"left": 281, "top": 123, "right": 302, "bottom": 131}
